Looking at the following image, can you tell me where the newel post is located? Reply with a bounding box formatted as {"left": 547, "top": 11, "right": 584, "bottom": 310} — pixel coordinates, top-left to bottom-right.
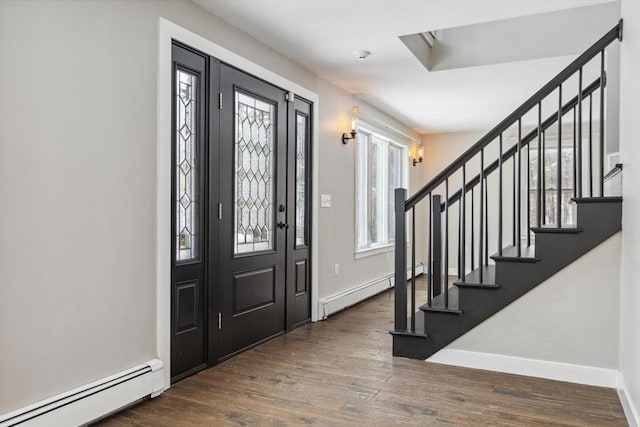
{"left": 394, "top": 188, "right": 407, "bottom": 331}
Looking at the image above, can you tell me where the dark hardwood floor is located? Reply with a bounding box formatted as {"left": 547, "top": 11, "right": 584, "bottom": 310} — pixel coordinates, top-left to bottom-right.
{"left": 96, "top": 277, "right": 626, "bottom": 426}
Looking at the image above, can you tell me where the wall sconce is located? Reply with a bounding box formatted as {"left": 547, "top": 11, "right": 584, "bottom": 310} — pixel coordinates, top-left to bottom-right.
{"left": 413, "top": 146, "right": 424, "bottom": 166}
{"left": 342, "top": 106, "right": 359, "bottom": 144}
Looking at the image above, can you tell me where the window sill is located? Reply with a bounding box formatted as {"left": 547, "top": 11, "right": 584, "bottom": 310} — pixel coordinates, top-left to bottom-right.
{"left": 355, "top": 245, "right": 394, "bottom": 259}
{"left": 354, "top": 243, "right": 410, "bottom": 260}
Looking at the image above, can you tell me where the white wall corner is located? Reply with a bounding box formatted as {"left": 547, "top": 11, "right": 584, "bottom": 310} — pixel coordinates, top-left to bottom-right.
{"left": 428, "top": 349, "right": 620, "bottom": 389}
{"left": 618, "top": 374, "right": 640, "bottom": 427}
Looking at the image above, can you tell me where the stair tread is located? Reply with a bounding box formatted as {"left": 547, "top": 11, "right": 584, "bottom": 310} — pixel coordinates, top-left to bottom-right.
{"left": 453, "top": 265, "right": 500, "bottom": 288}
{"left": 390, "top": 310, "right": 428, "bottom": 337}
{"left": 571, "top": 196, "right": 622, "bottom": 203}
{"left": 531, "top": 225, "right": 583, "bottom": 234}
{"left": 419, "top": 286, "right": 462, "bottom": 314}
{"left": 491, "top": 244, "right": 539, "bottom": 262}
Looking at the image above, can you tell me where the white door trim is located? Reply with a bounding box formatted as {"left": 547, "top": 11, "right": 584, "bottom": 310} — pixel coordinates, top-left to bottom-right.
{"left": 157, "top": 17, "right": 320, "bottom": 389}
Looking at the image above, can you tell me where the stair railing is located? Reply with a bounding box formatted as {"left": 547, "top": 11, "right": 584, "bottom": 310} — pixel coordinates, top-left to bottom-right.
{"left": 394, "top": 20, "right": 623, "bottom": 334}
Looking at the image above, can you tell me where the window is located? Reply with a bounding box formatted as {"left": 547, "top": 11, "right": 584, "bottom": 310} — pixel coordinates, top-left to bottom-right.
{"left": 528, "top": 146, "right": 576, "bottom": 227}
{"left": 356, "top": 128, "right": 408, "bottom": 253}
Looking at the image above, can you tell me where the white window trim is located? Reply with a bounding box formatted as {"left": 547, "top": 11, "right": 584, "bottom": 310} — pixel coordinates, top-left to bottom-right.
{"left": 354, "top": 121, "right": 409, "bottom": 257}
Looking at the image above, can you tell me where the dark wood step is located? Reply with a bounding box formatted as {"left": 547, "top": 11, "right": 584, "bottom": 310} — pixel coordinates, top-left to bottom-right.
{"left": 419, "top": 286, "right": 462, "bottom": 315}
{"left": 453, "top": 265, "right": 500, "bottom": 289}
{"left": 571, "top": 196, "right": 622, "bottom": 203}
{"left": 389, "top": 309, "right": 428, "bottom": 338}
{"left": 530, "top": 225, "right": 583, "bottom": 234}
{"left": 491, "top": 244, "right": 539, "bottom": 263}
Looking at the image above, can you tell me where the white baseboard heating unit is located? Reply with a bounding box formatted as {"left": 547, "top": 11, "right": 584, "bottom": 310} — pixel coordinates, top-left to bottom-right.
{"left": 319, "top": 263, "right": 424, "bottom": 320}
{"left": 0, "top": 359, "right": 164, "bottom": 427}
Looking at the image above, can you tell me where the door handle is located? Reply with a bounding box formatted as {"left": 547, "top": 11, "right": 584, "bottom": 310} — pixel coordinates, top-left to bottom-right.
{"left": 277, "top": 221, "right": 289, "bottom": 229}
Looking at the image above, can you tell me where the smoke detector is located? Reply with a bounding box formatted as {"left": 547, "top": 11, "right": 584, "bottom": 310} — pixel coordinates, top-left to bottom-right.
{"left": 353, "top": 50, "right": 371, "bottom": 60}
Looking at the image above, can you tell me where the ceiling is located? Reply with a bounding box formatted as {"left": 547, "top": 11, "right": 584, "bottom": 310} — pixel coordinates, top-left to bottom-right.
{"left": 194, "top": 0, "right": 616, "bottom": 134}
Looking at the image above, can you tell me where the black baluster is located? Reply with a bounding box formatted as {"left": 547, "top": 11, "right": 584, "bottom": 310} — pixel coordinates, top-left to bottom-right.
{"left": 589, "top": 94, "right": 593, "bottom": 197}
{"left": 499, "top": 134, "right": 503, "bottom": 256}
{"left": 527, "top": 130, "right": 531, "bottom": 246}
{"left": 479, "top": 149, "right": 484, "bottom": 282}
{"left": 484, "top": 176, "right": 489, "bottom": 265}
{"left": 461, "top": 164, "right": 466, "bottom": 281}
{"left": 444, "top": 178, "right": 449, "bottom": 308}
{"left": 411, "top": 207, "right": 416, "bottom": 332}
{"left": 578, "top": 67, "right": 583, "bottom": 197}
{"left": 458, "top": 201, "right": 461, "bottom": 279}
{"left": 517, "top": 119, "right": 522, "bottom": 256}
{"left": 557, "top": 84, "right": 563, "bottom": 227}
{"left": 471, "top": 187, "right": 475, "bottom": 271}
{"left": 573, "top": 107, "right": 577, "bottom": 199}
{"left": 427, "top": 193, "right": 432, "bottom": 306}
{"left": 537, "top": 103, "right": 543, "bottom": 228}
{"left": 599, "top": 50, "right": 605, "bottom": 197}
{"left": 542, "top": 131, "right": 546, "bottom": 224}
{"left": 512, "top": 149, "right": 516, "bottom": 246}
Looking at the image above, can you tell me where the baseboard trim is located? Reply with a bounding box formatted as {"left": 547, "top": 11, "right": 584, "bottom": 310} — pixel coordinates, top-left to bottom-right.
{"left": 319, "top": 263, "right": 424, "bottom": 320}
{"left": 0, "top": 359, "right": 164, "bottom": 427}
{"left": 428, "top": 349, "right": 619, "bottom": 388}
{"left": 618, "top": 374, "right": 640, "bottom": 427}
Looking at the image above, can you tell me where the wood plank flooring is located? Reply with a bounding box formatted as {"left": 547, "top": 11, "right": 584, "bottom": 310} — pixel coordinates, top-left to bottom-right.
{"left": 95, "top": 279, "right": 626, "bottom": 426}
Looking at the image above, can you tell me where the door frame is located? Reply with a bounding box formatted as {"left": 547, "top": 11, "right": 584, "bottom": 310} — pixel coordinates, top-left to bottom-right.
{"left": 157, "top": 18, "right": 319, "bottom": 390}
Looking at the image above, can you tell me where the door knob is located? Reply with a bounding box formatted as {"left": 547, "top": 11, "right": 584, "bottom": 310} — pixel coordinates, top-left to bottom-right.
{"left": 277, "top": 221, "right": 289, "bottom": 229}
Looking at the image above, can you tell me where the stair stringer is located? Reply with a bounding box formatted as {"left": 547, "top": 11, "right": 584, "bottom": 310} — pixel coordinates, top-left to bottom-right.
{"left": 392, "top": 198, "right": 621, "bottom": 360}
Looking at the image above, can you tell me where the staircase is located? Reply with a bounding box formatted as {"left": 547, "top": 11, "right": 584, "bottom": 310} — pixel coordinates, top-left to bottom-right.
{"left": 391, "top": 21, "right": 624, "bottom": 360}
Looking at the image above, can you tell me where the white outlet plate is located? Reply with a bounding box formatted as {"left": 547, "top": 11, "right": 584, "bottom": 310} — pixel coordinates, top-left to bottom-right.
{"left": 321, "top": 194, "right": 331, "bottom": 208}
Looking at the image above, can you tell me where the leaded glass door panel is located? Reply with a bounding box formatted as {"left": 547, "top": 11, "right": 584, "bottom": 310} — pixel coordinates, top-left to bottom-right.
{"left": 218, "top": 65, "right": 287, "bottom": 359}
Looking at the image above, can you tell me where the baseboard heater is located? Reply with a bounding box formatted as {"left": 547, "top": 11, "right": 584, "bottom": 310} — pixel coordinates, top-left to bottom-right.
{"left": 0, "top": 359, "right": 164, "bottom": 427}
{"left": 320, "top": 263, "right": 424, "bottom": 320}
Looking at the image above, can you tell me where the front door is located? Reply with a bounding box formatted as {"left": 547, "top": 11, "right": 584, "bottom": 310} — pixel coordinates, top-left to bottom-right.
{"left": 171, "top": 45, "right": 313, "bottom": 378}
{"left": 218, "top": 65, "right": 288, "bottom": 359}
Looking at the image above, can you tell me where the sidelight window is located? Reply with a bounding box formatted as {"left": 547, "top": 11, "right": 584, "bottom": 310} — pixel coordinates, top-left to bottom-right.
{"left": 175, "top": 69, "right": 199, "bottom": 262}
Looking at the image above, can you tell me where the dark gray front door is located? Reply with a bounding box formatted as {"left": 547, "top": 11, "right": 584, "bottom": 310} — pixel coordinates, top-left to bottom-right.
{"left": 218, "top": 64, "right": 288, "bottom": 359}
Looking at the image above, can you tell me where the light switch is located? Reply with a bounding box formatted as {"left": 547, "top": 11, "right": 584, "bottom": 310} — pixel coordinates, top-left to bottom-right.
{"left": 321, "top": 194, "right": 332, "bottom": 208}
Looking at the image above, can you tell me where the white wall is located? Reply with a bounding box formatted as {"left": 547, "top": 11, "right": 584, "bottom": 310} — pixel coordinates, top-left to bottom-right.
{"left": 316, "top": 78, "right": 423, "bottom": 300}
{"left": 443, "top": 233, "right": 620, "bottom": 369}
{"left": 0, "top": 0, "right": 421, "bottom": 415}
{"left": 619, "top": 0, "right": 640, "bottom": 420}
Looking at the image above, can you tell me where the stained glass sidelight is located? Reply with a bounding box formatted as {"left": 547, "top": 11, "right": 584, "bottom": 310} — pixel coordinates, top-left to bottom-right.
{"left": 234, "top": 91, "right": 275, "bottom": 254}
{"left": 295, "top": 114, "right": 307, "bottom": 247}
{"left": 176, "top": 69, "right": 199, "bottom": 261}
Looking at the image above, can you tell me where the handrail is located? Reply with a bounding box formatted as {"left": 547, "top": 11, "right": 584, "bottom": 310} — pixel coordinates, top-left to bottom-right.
{"left": 405, "top": 20, "right": 622, "bottom": 211}
{"left": 604, "top": 163, "right": 623, "bottom": 182}
{"left": 441, "top": 77, "right": 602, "bottom": 210}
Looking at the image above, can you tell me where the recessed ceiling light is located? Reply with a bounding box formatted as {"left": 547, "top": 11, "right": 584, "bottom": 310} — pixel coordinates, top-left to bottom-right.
{"left": 353, "top": 50, "right": 371, "bottom": 60}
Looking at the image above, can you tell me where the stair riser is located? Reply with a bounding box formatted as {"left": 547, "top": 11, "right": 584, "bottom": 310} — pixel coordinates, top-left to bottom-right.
{"left": 576, "top": 202, "right": 622, "bottom": 230}
{"left": 534, "top": 228, "right": 619, "bottom": 265}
